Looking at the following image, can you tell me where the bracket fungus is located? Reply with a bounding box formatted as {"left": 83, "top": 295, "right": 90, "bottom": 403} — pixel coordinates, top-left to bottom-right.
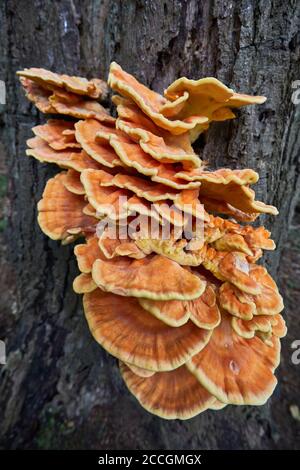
{"left": 19, "top": 63, "right": 285, "bottom": 420}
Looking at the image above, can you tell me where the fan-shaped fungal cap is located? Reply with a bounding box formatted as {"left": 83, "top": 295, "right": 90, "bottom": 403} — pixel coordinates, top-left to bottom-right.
{"left": 63, "top": 169, "right": 85, "bottom": 195}
{"left": 26, "top": 136, "right": 101, "bottom": 171}
{"left": 83, "top": 289, "right": 212, "bottom": 371}
{"left": 120, "top": 362, "right": 215, "bottom": 419}
{"left": 219, "top": 282, "right": 256, "bottom": 320}
{"left": 99, "top": 228, "right": 146, "bottom": 259}
{"left": 49, "top": 93, "right": 114, "bottom": 122}
{"left": 213, "top": 233, "right": 254, "bottom": 257}
{"left": 73, "top": 273, "right": 97, "bottom": 294}
{"left": 138, "top": 297, "right": 191, "bottom": 327}
{"left": 124, "top": 363, "right": 156, "bottom": 378}
{"left": 163, "top": 76, "right": 266, "bottom": 137}
{"left": 103, "top": 173, "right": 179, "bottom": 202}
{"left": 74, "top": 235, "right": 106, "bottom": 273}
{"left": 75, "top": 120, "right": 124, "bottom": 168}
{"left": 37, "top": 173, "right": 97, "bottom": 241}
{"left": 202, "top": 197, "right": 258, "bottom": 222}
{"left": 219, "top": 265, "right": 283, "bottom": 318}
{"left": 80, "top": 169, "right": 130, "bottom": 219}
{"left": 115, "top": 98, "right": 202, "bottom": 168}
{"left": 174, "top": 189, "right": 209, "bottom": 221}
{"left": 19, "top": 77, "right": 56, "bottom": 113}
{"left": 187, "top": 313, "right": 280, "bottom": 405}
{"left": 32, "top": 120, "right": 80, "bottom": 150}
{"left": 188, "top": 280, "right": 221, "bottom": 329}
{"left": 175, "top": 168, "right": 277, "bottom": 215}
{"left": 232, "top": 313, "right": 287, "bottom": 340}
{"left": 218, "top": 252, "right": 261, "bottom": 295}
{"left": 272, "top": 314, "right": 287, "bottom": 338}
{"left": 17, "top": 67, "right": 108, "bottom": 99}
{"left": 248, "top": 265, "right": 284, "bottom": 315}
{"left": 139, "top": 279, "right": 220, "bottom": 329}
{"left": 92, "top": 255, "right": 206, "bottom": 300}
{"left": 108, "top": 62, "right": 209, "bottom": 134}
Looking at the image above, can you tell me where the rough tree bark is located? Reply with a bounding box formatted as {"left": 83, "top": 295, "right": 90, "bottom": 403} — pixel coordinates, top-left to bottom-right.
{"left": 0, "top": 0, "right": 300, "bottom": 449}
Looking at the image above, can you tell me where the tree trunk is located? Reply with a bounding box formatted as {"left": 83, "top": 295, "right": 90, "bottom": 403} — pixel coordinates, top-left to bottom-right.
{"left": 0, "top": 0, "right": 299, "bottom": 449}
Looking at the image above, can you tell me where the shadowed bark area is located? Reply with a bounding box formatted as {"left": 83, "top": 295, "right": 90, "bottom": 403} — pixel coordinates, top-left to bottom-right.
{"left": 0, "top": 0, "right": 300, "bottom": 449}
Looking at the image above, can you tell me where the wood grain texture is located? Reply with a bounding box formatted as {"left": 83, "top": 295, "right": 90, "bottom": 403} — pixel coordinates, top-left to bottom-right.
{"left": 0, "top": 0, "right": 299, "bottom": 449}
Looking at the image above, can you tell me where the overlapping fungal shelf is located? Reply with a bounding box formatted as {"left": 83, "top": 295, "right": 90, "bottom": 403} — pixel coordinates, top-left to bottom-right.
{"left": 18, "top": 63, "right": 285, "bottom": 420}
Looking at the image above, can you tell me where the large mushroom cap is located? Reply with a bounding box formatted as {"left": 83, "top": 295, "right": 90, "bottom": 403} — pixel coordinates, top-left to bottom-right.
{"left": 92, "top": 254, "right": 206, "bottom": 300}
{"left": 187, "top": 313, "right": 280, "bottom": 405}
{"left": 83, "top": 289, "right": 212, "bottom": 371}
{"left": 37, "top": 173, "right": 97, "bottom": 242}
{"left": 120, "top": 362, "right": 216, "bottom": 419}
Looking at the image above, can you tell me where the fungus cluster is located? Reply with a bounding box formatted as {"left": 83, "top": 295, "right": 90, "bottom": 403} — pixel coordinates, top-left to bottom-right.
{"left": 18, "top": 63, "right": 285, "bottom": 420}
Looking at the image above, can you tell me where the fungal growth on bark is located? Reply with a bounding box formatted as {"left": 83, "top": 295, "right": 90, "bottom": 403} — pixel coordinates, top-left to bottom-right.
{"left": 18, "top": 63, "right": 285, "bottom": 420}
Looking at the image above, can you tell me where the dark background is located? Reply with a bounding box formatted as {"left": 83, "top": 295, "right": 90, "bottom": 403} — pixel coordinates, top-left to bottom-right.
{"left": 0, "top": 0, "right": 300, "bottom": 449}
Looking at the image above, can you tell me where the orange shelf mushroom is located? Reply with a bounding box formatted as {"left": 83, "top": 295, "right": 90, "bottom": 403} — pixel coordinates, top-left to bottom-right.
{"left": 19, "top": 63, "right": 285, "bottom": 420}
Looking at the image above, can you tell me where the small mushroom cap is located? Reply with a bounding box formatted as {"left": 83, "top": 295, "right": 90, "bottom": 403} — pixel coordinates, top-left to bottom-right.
{"left": 37, "top": 173, "right": 97, "bottom": 241}
{"left": 63, "top": 169, "right": 85, "bottom": 195}
{"left": 213, "top": 233, "right": 254, "bottom": 257}
{"left": 109, "top": 135, "right": 201, "bottom": 190}
{"left": 219, "top": 282, "right": 256, "bottom": 320}
{"left": 188, "top": 280, "right": 221, "bottom": 330}
{"left": 219, "top": 265, "right": 284, "bottom": 318}
{"left": 83, "top": 289, "right": 212, "bottom": 371}
{"left": 83, "top": 203, "right": 98, "bottom": 217}
{"left": 19, "top": 73, "right": 112, "bottom": 120}
{"left": 74, "top": 235, "right": 106, "bottom": 273}
{"left": 138, "top": 297, "right": 191, "bottom": 327}
{"left": 202, "top": 197, "right": 258, "bottom": 222}
{"left": 174, "top": 168, "right": 277, "bottom": 216}
{"left": 92, "top": 254, "right": 206, "bottom": 300}
{"left": 99, "top": 228, "right": 146, "bottom": 260}
{"left": 103, "top": 173, "right": 179, "bottom": 202}
{"left": 124, "top": 363, "right": 156, "bottom": 378}
{"left": 165, "top": 76, "right": 234, "bottom": 101}
{"left": 26, "top": 136, "right": 101, "bottom": 171}
{"left": 218, "top": 252, "right": 261, "bottom": 295}
{"left": 19, "top": 77, "right": 55, "bottom": 113}
{"left": 272, "top": 314, "right": 287, "bottom": 338}
{"left": 32, "top": 120, "right": 80, "bottom": 150}
{"left": 75, "top": 120, "right": 124, "bottom": 168}
{"left": 49, "top": 93, "right": 114, "bottom": 122}
{"left": 187, "top": 313, "right": 280, "bottom": 405}
{"left": 115, "top": 98, "right": 201, "bottom": 168}
{"left": 231, "top": 313, "right": 286, "bottom": 340}
{"left": 163, "top": 76, "right": 266, "bottom": 139}
{"left": 120, "top": 362, "right": 215, "bottom": 419}
{"left": 108, "top": 62, "right": 209, "bottom": 135}
{"left": 17, "top": 67, "right": 108, "bottom": 98}
{"left": 73, "top": 273, "right": 97, "bottom": 294}
{"left": 174, "top": 188, "right": 209, "bottom": 221}
{"left": 139, "top": 279, "right": 220, "bottom": 330}
{"left": 80, "top": 169, "right": 130, "bottom": 219}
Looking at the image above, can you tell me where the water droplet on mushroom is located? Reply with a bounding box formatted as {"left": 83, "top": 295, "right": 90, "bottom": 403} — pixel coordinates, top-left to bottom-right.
{"left": 229, "top": 360, "right": 240, "bottom": 374}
